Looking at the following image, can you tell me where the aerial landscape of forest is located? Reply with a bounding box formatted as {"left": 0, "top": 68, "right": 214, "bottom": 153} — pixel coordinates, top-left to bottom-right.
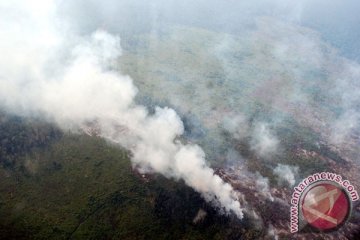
{"left": 0, "top": 0, "right": 360, "bottom": 239}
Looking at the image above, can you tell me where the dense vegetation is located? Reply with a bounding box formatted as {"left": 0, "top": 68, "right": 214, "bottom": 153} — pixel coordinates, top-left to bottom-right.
{"left": 0, "top": 113, "right": 62, "bottom": 170}
{"left": 0, "top": 115, "right": 262, "bottom": 240}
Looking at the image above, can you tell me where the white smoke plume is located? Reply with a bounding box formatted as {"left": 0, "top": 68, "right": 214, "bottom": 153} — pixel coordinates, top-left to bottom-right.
{"left": 266, "top": 224, "right": 279, "bottom": 240}
{"left": 222, "top": 114, "right": 250, "bottom": 140}
{"left": 250, "top": 123, "right": 279, "bottom": 158}
{"left": 273, "top": 164, "right": 299, "bottom": 186}
{"left": 0, "top": 1, "right": 243, "bottom": 217}
{"left": 222, "top": 115, "right": 280, "bottom": 158}
{"left": 255, "top": 172, "right": 274, "bottom": 201}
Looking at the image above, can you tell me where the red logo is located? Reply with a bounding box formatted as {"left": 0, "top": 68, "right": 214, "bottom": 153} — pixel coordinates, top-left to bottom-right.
{"left": 301, "top": 182, "right": 350, "bottom": 231}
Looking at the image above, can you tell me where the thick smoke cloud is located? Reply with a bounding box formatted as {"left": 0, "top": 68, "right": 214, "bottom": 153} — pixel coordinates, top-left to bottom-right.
{"left": 0, "top": 1, "right": 242, "bottom": 217}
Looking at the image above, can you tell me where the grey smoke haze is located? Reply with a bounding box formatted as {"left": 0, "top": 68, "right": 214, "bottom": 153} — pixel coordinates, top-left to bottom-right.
{"left": 0, "top": 0, "right": 242, "bottom": 217}
{"left": 58, "top": 0, "right": 360, "bottom": 49}
{"left": 273, "top": 164, "right": 299, "bottom": 187}
{"left": 222, "top": 114, "right": 250, "bottom": 140}
{"left": 255, "top": 172, "right": 274, "bottom": 201}
{"left": 250, "top": 123, "right": 279, "bottom": 158}
{"left": 267, "top": 224, "right": 279, "bottom": 240}
{"left": 222, "top": 116, "right": 279, "bottom": 158}
{"left": 56, "top": 0, "right": 360, "bottom": 150}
